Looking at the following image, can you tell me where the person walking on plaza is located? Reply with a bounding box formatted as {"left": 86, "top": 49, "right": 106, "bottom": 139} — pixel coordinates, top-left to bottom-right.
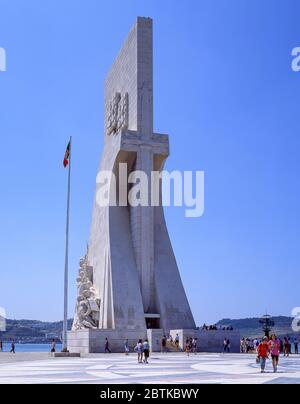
{"left": 104, "top": 338, "right": 112, "bottom": 353}
{"left": 185, "top": 338, "right": 190, "bottom": 357}
{"left": 0, "top": 339, "right": 2, "bottom": 352}
{"left": 257, "top": 337, "right": 269, "bottom": 373}
{"left": 143, "top": 339, "right": 150, "bottom": 364}
{"left": 10, "top": 339, "right": 15, "bottom": 354}
{"left": 134, "top": 339, "right": 144, "bottom": 364}
{"left": 294, "top": 338, "right": 299, "bottom": 355}
{"left": 124, "top": 339, "right": 129, "bottom": 355}
{"left": 268, "top": 334, "right": 280, "bottom": 373}
{"left": 51, "top": 338, "right": 56, "bottom": 353}
{"left": 161, "top": 336, "right": 167, "bottom": 353}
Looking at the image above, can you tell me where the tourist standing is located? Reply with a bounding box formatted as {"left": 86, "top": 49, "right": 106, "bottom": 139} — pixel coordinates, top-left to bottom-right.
{"left": 288, "top": 338, "right": 292, "bottom": 356}
{"left": 192, "top": 338, "right": 198, "bottom": 354}
{"left": 10, "top": 339, "right": 15, "bottom": 354}
{"left": 189, "top": 337, "right": 193, "bottom": 352}
{"left": 268, "top": 334, "right": 281, "bottom": 373}
{"left": 134, "top": 339, "right": 144, "bottom": 363}
{"left": 240, "top": 338, "right": 245, "bottom": 353}
{"left": 143, "top": 339, "right": 150, "bottom": 364}
{"left": 124, "top": 339, "right": 129, "bottom": 355}
{"left": 283, "top": 337, "right": 290, "bottom": 357}
{"left": 294, "top": 338, "right": 298, "bottom": 355}
{"left": 223, "top": 338, "right": 228, "bottom": 353}
{"left": 161, "top": 336, "right": 167, "bottom": 353}
{"left": 185, "top": 339, "right": 190, "bottom": 357}
{"left": 51, "top": 338, "right": 56, "bottom": 353}
{"left": 257, "top": 337, "right": 269, "bottom": 373}
{"left": 0, "top": 339, "right": 2, "bottom": 352}
{"left": 175, "top": 334, "right": 180, "bottom": 351}
{"left": 104, "top": 338, "right": 112, "bottom": 353}
{"left": 279, "top": 339, "right": 284, "bottom": 354}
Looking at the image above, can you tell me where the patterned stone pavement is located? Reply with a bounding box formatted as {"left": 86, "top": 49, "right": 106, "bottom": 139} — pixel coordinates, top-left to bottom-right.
{"left": 0, "top": 353, "right": 299, "bottom": 384}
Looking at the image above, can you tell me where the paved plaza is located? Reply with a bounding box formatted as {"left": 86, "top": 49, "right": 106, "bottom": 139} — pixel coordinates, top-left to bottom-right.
{"left": 0, "top": 353, "right": 299, "bottom": 384}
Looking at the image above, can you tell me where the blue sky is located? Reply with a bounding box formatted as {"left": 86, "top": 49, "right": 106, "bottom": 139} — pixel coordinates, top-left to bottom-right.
{"left": 0, "top": 0, "right": 299, "bottom": 324}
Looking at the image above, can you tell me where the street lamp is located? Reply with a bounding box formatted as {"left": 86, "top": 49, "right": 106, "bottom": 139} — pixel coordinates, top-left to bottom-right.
{"left": 259, "top": 314, "right": 275, "bottom": 339}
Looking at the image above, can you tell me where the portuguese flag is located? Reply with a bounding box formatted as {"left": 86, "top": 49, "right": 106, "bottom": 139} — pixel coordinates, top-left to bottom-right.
{"left": 63, "top": 141, "right": 71, "bottom": 168}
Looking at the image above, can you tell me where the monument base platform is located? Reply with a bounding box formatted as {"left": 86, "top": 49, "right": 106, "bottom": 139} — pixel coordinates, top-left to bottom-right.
{"left": 68, "top": 329, "right": 241, "bottom": 354}
{"left": 68, "top": 329, "right": 182, "bottom": 354}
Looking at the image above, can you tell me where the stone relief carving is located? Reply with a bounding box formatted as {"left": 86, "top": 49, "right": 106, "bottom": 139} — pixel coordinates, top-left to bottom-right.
{"left": 72, "top": 250, "right": 100, "bottom": 330}
{"left": 106, "top": 92, "right": 129, "bottom": 135}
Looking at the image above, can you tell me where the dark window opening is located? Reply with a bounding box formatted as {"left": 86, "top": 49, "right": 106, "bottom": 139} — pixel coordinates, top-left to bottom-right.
{"left": 145, "top": 318, "right": 160, "bottom": 329}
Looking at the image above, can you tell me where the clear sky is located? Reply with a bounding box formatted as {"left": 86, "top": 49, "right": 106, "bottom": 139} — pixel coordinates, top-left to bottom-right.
{"left": 0, "top": 0, "right": 299, "bottom": 324}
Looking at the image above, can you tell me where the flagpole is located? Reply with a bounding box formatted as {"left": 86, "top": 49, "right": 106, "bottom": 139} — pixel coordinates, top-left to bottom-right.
{"left": 62, "top": 136, "right": 72, "bottom": 352}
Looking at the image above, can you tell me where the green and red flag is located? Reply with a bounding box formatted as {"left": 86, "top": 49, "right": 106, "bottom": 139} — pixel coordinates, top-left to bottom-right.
{"left": 63, "top": 141, "right": 71, "bottom": 168}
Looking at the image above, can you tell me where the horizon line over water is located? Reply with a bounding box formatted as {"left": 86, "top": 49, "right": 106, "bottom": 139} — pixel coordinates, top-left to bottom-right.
{"left": 1, "top": 343, "right": 63, "bottom": 353}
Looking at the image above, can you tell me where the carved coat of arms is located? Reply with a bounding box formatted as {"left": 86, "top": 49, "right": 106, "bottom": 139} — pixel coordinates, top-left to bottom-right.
{"left": 106, "top": 92, "right": 129, "bottom": 135}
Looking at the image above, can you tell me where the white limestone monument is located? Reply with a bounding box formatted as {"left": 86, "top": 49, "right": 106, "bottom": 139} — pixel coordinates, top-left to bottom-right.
{"left": 68, "top": 17, "right": 196, "bottom": 353}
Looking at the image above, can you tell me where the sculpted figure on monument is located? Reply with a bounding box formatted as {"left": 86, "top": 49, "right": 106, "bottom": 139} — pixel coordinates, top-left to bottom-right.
{"left": 72, "top": 251, "right": 100, "bottom": 330}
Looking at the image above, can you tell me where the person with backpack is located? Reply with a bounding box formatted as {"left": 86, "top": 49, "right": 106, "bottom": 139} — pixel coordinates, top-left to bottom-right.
{"left": 257, "top": 337, "right": 269, "bottom": 373}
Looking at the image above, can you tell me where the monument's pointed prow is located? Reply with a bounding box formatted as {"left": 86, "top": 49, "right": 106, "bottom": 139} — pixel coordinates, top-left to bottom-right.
{"left": 68, "top": 17, "right": 196, "bottom": 353}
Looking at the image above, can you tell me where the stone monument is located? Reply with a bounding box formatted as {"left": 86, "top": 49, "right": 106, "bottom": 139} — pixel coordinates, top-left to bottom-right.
{"left": 68, "top": 17, "right": 196, "bottom": 353}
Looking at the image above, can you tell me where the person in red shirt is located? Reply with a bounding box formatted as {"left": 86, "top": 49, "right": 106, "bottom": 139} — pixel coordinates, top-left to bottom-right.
{"left": 257, "top": 337, "right": 269, "bottom": 373}
{"left": 268, "top": 334, "right": 281, "bottom": 373}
